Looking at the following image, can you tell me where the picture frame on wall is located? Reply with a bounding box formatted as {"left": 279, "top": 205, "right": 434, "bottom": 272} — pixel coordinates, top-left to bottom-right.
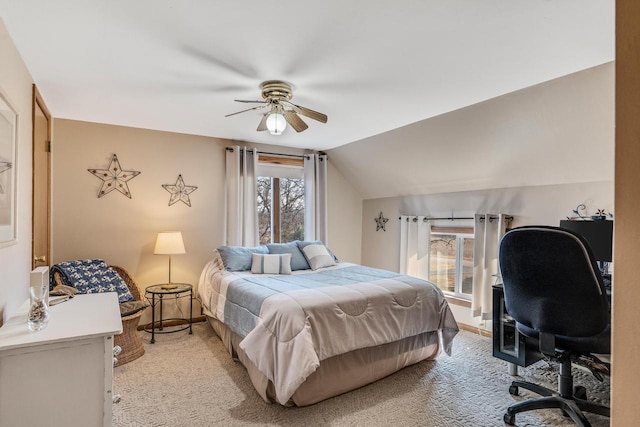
{"left": 0, "top": 92, "right": 17, "bottom": 246}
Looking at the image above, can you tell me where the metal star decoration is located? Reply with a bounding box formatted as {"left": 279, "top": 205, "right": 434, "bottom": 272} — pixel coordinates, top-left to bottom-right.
{"left": 375, "top": 211, "right": 389, "bottom": 231}
{"left": 88, "top": 154, "right": 141, "bottom": 198}
{"left": 162, "top": 174, "right": 197, "bottom": 207}
{"left": 0, "top": 161, "right": 11, "bottom": 195}
{"left": 0, "top": 161, "right": 11, "bottom": 174}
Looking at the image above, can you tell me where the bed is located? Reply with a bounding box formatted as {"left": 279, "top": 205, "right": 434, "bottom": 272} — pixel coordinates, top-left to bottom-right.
{"left": 197, "top": 245, "right": 459, "bottom": 406}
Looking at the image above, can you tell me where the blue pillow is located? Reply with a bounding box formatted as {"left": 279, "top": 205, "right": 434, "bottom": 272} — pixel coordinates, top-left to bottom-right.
{"left": 217, "top": 245, "right": 268, "bottom": 271}
{"left": 267, "top": 241, "right": 310, "bottom": 270}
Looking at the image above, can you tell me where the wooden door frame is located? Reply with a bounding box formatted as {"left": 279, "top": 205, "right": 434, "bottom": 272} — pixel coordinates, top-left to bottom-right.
{"left": 32, "top": 84, "right": 51, "bottom": 270}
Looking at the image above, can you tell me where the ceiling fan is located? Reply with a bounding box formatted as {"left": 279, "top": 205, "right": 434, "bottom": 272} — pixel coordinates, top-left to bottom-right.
{"left": 225, "top": 80, "right": 328, "bottom": 135}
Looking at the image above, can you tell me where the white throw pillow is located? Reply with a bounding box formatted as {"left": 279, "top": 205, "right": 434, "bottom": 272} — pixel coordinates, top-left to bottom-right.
{"left": 251, "top": 253, "right": 292, "bottom": 275}
{"left": 300, "top": 243, "right": 336, "bottom": 270}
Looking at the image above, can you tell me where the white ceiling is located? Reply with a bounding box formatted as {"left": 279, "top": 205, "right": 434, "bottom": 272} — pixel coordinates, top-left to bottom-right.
{"left": 0, "top": 1, "right": 613, "bottom": 151}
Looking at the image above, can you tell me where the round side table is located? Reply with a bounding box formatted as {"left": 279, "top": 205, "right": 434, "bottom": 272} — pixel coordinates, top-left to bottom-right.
{"left": 144, "top": 283, "right": 193, "bottom": 344}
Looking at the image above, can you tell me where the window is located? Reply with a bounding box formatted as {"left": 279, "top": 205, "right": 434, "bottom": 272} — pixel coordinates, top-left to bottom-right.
{"left": 257, "top": 156, "right": 305, "bottom": 245}
{"left": 429, "top": 228, "right": 474, "bottom": 299}
{"left": 257, "top": 177, "right": 305, "bottom": 244}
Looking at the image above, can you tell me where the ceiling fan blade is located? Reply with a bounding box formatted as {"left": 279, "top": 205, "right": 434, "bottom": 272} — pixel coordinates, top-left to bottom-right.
{"left": 283, "top": 111, "right": 309, "bottom": 132}
{"left": 225, "top": 104, "right": 267, "bottom": 117}
{"left": 283, "top": 101, "right": 328, "bottom": 123}
{"left": 234, "top": 99, "right": 266, "bottom": 104}
{"left": 257, "top": 114, "right": 269, "bottom": 131}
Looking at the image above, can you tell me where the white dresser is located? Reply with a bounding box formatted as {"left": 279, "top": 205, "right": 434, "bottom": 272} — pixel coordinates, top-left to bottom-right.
{"left": 0, "top": 293, "right": 122, "bottom": 427}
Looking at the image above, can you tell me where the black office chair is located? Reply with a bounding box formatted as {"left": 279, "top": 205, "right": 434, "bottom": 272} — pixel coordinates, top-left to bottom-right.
{"left": 498, "top": 225, "right": 610, "bottom": 427}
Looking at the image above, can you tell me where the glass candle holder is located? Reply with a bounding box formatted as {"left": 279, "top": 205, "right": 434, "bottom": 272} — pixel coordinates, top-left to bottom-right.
{"left": 28, "top": 284, "right": 49, "bottom": 332}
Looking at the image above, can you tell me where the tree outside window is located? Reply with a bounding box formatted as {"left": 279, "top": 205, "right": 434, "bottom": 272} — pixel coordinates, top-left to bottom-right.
{"left": 258, "top": 177, "right": 305, "bottom": 244}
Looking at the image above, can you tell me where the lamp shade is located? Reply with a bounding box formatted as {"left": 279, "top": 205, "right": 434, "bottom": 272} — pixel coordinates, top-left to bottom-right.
{"left": 154, "top": 231, "right": 186, "bottom": 255}
{"left": 266, "top": 112, "right": 287, "bottom": 135}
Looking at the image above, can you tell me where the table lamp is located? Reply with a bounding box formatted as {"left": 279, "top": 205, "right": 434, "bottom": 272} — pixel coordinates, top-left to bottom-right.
{"left": 154, "top": 231, "right": 185, "bottom": 289}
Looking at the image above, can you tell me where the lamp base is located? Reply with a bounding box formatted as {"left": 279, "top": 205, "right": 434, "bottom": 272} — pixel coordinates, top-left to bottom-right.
{"left": 161, "top": 284, "right": 178, "bottom": 290}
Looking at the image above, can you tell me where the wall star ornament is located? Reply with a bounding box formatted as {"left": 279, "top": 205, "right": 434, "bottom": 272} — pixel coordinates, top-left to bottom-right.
{"left": 375, "top": 211, "right": 389, "bottom": 231}
{"left": 162, "top": 174, "right": 198, "bottom": 207}
{"left": 88, "top": 154, "right": 141, "bottom": 199}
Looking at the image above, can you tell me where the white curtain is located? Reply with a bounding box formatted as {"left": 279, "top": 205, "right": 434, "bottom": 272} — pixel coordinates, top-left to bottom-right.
{"left": 399, "top": 215, "right": 431, "bottom": 278}
{"left": 304, "top": 154, "right": 328, "bottom": 243}
{"left": 471, "top": 213, "right": 509, "bottom": 319}
{"left": 225, "top": 146, "right": 258, "bottom": 246}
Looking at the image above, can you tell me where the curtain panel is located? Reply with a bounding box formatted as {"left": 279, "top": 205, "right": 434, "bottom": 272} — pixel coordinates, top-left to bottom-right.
{"left": 303, "top": 154, "right": 328, "bottom": 243}
{"left": 399, "top": 216, "right": 431, "bottom": 278}
{"left": 225, "top": 146, "right": 258, "bottom": 246}
{"left": 471, "top": 213, "right": 509, "bottom": 320}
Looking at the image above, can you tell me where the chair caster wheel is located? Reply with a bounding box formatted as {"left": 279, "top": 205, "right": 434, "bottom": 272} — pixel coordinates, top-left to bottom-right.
{"left": 509, "top": 385, "right": 519, "bottom": 396}
{"left": 504, "top": 412, "right": 516, "bottom": 425}
{"left": 573, "top": 385, "right": 587, "bottom": 400}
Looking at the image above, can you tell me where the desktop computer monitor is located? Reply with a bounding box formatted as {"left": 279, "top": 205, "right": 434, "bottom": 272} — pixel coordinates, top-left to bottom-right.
{"left": 559, "top": 220, "right": 613, "bottom": 263}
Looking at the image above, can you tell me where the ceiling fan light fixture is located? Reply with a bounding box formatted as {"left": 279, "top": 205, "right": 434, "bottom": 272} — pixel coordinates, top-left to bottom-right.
{"left": 227, "top": 80, "right": 327, "bottom": 134}
{"left": 266, "top": 112, "right": 287, "bottom": 135}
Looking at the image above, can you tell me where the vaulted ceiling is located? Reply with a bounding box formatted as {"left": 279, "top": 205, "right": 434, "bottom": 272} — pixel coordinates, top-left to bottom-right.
{"left": 0, "top": 1, "right": 614, "bottom": 151}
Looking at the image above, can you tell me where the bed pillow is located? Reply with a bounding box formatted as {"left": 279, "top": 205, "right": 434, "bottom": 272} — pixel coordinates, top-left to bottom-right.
{"left": 251, "top": 253, "right": 292, "bottom": 275}
{"left": 297, "top": 241, "right": 337, "bottom": 270}
{"left": 266, "top": 241, "right": 310, "bottom": 270}
{"left": 217, "top": 245, "right": 268, "bottom": 271}
{"left": 297, "top": 240, "right": 339, "bottom": 262}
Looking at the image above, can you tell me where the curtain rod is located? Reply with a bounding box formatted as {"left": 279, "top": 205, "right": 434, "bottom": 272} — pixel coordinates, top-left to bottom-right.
{"left": 225, "top": 147, "right": 316, "bottom": 160}
{"left": 398, "top": 215, "right": 514, "bottom": 222}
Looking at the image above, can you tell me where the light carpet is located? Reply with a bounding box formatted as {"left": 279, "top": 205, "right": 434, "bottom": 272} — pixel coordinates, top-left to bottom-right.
{"left": 112, "top": 322, "right": 609, "bottom": 426}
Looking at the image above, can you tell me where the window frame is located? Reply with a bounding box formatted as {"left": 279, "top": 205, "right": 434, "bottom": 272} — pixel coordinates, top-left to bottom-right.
{"left": 257, "top": 156, "right": 305, "bottom": 245}
{"left": 429, "top": 226, "right": 474, "bottom": 300}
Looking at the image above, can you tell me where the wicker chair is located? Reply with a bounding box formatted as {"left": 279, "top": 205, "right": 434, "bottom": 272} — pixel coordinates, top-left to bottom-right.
{"left": 53, "top": 265, "right": 146, "bottom": 366}
{"left": 110, "top": 266, "right": 146, "bottom": 366}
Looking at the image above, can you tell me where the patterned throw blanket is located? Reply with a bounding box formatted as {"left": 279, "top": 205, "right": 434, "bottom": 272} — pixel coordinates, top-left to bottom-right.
{"left": 50, "top": 259, "right": 133, "bottom": 303}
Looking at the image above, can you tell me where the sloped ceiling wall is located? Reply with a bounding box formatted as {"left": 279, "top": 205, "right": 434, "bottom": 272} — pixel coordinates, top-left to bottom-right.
{"left": 328, "top": 62, "right": 614, "bottom": 200}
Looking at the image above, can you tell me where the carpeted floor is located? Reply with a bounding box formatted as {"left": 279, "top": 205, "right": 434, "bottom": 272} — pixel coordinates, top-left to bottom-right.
{"left": 112, "top": 322, "right": 609, "bottom": 426}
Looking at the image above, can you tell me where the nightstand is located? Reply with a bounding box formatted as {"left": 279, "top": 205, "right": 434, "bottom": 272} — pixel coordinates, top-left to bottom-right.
{"left": 144, "top": 283, "right": 193, "bottom": 344}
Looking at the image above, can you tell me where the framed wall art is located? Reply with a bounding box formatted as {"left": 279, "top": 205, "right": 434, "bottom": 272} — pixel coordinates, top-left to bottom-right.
{"left": 0, "top": 92, "right": 17, "bottom": 245}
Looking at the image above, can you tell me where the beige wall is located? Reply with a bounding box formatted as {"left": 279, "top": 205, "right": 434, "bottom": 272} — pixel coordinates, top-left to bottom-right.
{"left": 51, "top": 119, "right": 363, "bottom": 322}
{"left": 0, "top": 19, "right": 34, "bottom": 324}
{"left": 327, "top": 161, "right": 362, "bottom": 264}
{"left": 52, "top": 120, "right": 226, "bottom": 321}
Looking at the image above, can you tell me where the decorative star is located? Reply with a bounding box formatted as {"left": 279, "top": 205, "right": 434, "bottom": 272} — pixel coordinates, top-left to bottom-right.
{"left": 0, "top": 161, "right": 11, "bottom": 195}
{"left": 0, "top": 161, "right": 11, "bottom": 174}
{"left": 162, "top": 174, "right": 198, "bottom": 207}
{"left": 375, "top": 211, "right": 389, "bottom": 232}
{"left": 88, "top": 154, "right": 141, "bottom": 199}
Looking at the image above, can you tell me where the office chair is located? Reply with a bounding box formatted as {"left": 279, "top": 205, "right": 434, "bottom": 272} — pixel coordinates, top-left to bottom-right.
{"left": 498, "top": 225, "right": 610, "bottom": 427}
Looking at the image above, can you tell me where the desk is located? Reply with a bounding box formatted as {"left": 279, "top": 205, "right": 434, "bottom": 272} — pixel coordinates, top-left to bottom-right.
{"left": 144, "top": 283, "right": 193, "bottom": 343}
{"left": 492, "top": 285, "right": 543, "bottom": 372}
